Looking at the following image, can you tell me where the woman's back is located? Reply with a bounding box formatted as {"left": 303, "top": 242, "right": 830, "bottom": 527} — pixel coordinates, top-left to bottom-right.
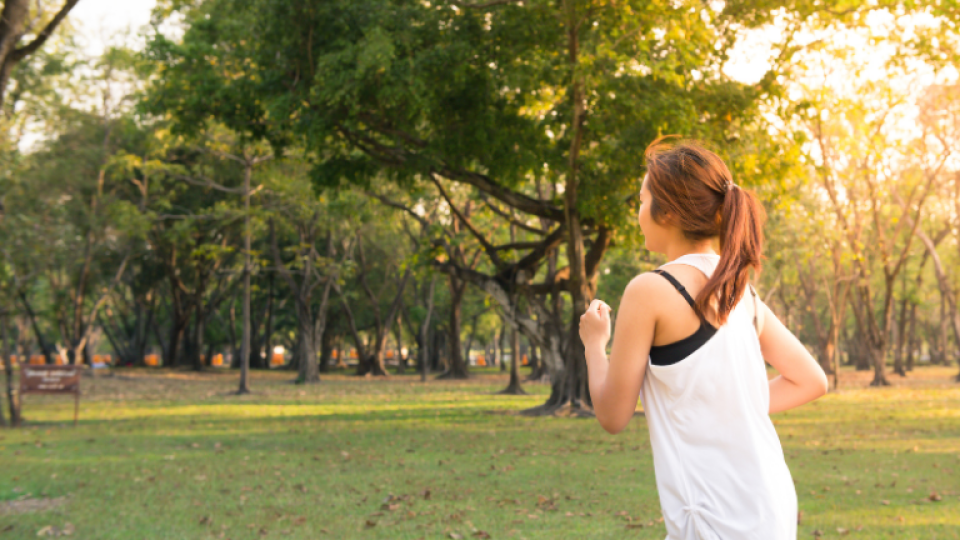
{"left": 641, "top": 254, "right": 796, "bottom": 540}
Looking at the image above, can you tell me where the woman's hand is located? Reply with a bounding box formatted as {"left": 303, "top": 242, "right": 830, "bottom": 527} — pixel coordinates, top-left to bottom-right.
{"left": 579, "top": 299, "right": 612, "bottom": 350}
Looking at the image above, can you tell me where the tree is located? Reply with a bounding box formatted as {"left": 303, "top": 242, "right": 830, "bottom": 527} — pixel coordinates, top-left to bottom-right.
{"left": 0, "top": 0, "right": 81, "bottom": 110}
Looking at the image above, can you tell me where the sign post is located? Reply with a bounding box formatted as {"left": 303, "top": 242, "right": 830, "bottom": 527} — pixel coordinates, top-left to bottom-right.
{"left": 20, "top": 365, "right": 82, "bottom": 426}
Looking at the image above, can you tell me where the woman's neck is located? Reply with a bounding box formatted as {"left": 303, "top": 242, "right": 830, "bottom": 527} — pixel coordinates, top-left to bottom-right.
{"left": 664, "top": 242, "right": 718, "bottom": 263}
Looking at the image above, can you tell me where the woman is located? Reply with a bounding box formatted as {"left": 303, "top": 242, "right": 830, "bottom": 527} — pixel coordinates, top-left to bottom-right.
{"left": 579, "top": 137, "right": 828, "bottom": 539}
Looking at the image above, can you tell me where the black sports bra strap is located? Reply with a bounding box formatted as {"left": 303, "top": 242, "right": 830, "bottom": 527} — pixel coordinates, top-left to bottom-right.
{"left": 652, "top": 269, "right": 700, "bottom": 315}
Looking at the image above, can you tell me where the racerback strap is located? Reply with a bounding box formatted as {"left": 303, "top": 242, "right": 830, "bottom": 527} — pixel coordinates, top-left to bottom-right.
{"left": 652, "top": 269, "right": 703, "bottom": 319}
{"left": 654, "top": 269, "right": 760, "bottom": 332}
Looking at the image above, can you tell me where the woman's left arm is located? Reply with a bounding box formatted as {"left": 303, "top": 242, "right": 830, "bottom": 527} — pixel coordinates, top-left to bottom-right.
{"left": 580, "top": 274, "right": 660, "bottom": 434}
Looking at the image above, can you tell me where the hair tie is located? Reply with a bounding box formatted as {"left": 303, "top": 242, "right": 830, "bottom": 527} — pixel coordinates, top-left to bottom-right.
{"left": 725, "top": 183, "right": 738, "bottom": 193}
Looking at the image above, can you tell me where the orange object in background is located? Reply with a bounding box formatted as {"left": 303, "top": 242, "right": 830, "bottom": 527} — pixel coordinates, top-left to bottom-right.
{"left": 332, "top": 350, "right": 339, "bottom": 359}
{"left": 386, "top": 350, "right": 394, "bottom": 359}
{"left": 522, "top": 354, "right": 529, "bottom": 366}
{"left": 9, "top": 355, "right": 19, "bottom": 366}
{"left": 53, "top": 356, "right": 65, "bottom": 365}
{"left": 92, "top": 354, "right": 112, "bottom": 366}
{"left": 271, "top": 352, "right": 284, "bottom": 366}
{"left": 476, "top": 355, "right": 486, "bottom": 367}
{"left": 29, "top": 355, "right": 45, "bottom": 365}
{"left": 349, "top": 349, "right": 358, "bottom": 359}
{"left": 211, "top": 354, "right": 224, "bottom": 367}
{"left": 145, "top": 354, "right": 160, "bottom": 366}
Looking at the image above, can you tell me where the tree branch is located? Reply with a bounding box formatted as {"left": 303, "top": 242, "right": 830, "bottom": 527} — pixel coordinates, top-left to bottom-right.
{"left": 430, "top": 172, "right": 504, "bottom": 269}
{"left": 10, "top": 0, "right": 80, "bottom": 62}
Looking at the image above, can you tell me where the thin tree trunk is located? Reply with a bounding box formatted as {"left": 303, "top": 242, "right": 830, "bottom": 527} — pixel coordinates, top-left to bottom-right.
{"left": 420, "top": 275, "right": 437, "bottom": 383}
{"left": 394, "top": 314, "right": 406, "bottom": 374}
{"left": 2, "top": 314, "right": 20, "bottom": 426}
{"left": 498, "top": 325, "right": 526, "bottom": 395}
{"left": 438, "top": 275, "right": 469, "bottom": 379}
{"left": 905, "top": 303, "right": 918, "bottom": 371}
{"left": 894, "top": 271, "right": 908, "bottom": 377}
{"left": 237, "top": 160, "right": 252, "bottom": 394}
{"left": 915, "top": 228, "right": 960, "bottom": 381}
{"left": 263, "top": 272, "right": 275, "bottom": 370}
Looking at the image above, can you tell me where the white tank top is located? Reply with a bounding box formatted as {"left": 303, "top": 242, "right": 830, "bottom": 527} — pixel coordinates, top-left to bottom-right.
{"left": 640, "top": 253, "right": 797, "bottom": 539}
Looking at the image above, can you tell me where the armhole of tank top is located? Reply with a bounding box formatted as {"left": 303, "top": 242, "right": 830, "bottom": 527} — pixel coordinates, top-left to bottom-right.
{"left": 749, "top": 284, "right": 759, "bottom": 334}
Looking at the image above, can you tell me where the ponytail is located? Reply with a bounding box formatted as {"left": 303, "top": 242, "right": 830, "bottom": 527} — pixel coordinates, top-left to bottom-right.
{"left": 696, "top": 185, "right": 766, "bottom": 325}
{"left": 644, "top": 137, "right": 766, "bottom": 325}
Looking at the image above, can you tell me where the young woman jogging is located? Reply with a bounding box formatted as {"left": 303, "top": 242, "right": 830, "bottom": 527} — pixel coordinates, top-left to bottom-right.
{"left": 579, "top": 138, "right": 828, "bottom": 539}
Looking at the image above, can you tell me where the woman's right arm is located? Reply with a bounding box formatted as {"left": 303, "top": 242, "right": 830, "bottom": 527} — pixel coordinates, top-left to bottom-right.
{"left": 757, "top": 300, "right": 829, "bottom": 414}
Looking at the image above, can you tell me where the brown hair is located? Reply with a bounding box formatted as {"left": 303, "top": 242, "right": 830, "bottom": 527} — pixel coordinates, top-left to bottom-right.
{"left": 644, "top": 136, "right": 766, "bottom": 325}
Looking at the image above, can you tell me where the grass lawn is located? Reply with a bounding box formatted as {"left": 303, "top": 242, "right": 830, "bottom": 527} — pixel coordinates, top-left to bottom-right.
{"left": 1, "top": 365, "right": 959, "bottom": 539}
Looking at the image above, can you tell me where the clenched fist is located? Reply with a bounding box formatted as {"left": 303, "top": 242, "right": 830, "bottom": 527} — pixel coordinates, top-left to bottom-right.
{"left": 579, "top": 299, "right": 612, "bottom": 350}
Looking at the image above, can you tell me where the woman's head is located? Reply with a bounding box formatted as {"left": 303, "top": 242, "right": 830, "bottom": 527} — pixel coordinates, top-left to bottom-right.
{"left": 640, "top": 136, "right": 766, "bottom": 324}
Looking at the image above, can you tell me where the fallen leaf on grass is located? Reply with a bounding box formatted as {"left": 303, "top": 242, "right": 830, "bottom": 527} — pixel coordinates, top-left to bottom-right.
{"left": 836, "top": 528, "right": 849, "bottom": 535}
{"left": 880, "top": 500, "right": 890, "bottom": 505}
{"left": 365, "top": 520, "right": 376, "bottom": 529}
{"left": 929, "top": 492, "right": 942, "bottom": 502}
{"left": 812, "top": 530, "right": 822, "bottom": 537}
{"left": 472, "top": 532, "right": 491, "bottom": 539}
{"left": 448, "top": 533, "right": 463, "bottom": 539}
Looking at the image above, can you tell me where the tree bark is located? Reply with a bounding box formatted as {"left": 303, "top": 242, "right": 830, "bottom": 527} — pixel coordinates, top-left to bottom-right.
{"left": 498, "top": 324, "right": 526, "bottom": 395}
{"left": 420, "top": 275, "right": 437, "bottom": 383}
{"left": 0, "top": 0, "right": 81, "bottom": 110}
{"left": 237, "top": 159, "right": 253, "bottom": 394}
{"left": 893, "top": 271, "right": 909, "bottom": 377}
{"left": 438, "top": 274, "right": 469, "bottom": 379}
{"left": 915, "top": 228, "right": 960, "bottom": 381}
{"left": 2, "top": 314, "right": 21, "bottom": 427}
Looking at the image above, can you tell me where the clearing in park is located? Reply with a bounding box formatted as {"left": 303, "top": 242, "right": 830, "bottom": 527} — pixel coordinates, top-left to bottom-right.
{"left": 1, "top": 366, "right": 959, "bottom": 540}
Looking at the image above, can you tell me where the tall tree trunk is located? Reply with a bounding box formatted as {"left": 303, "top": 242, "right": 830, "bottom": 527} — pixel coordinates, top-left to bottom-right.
{"left": 228, "top": 302, "right": 239, "bottom": 367}
{"left": 262, "top": 272, "right": 275, "bottom": 370}
{"left": 498, "top": 322, "right": 506, "bottom": 372}
{"left": 296, "top": 304, "right": 317, "bottom": 384}
{"left": 2, "top": 314, "right": 21, "bottom": 427}
{"left": 420, "top": 275, "right": 437, "bottom": 383}
{"left": 192, "top": 285, "right": 206, "bottom": 372}
{"left": 301, "top": 280, "right": 334, "bottom": 384}
{"left": 498, "top": 324, "right": 526, "bottom": 395}
{"left": 237, "top": 159, "right": 253, "bottom": 394}
{"left": 439, "top": 275, "right": 469, "bottom": 379}
{"left": 526, "top": 338, "right": 545, "bottom": 381}
{"left": 894, "top": 272, "right": 908, "bottom": 377}
{"left": 914, "top": 228, "right": 960, "bottom": 381}
{"left": 319, "top": 326, "right": 335, "bottom": 373}
{"left": 18, "top": 292, "right": 55, "bottom": 364}
{"left": 905, "top": 303, "right": 918, "bottom": 371}
{"left": 394, "top": 314, "right": 406, "bottom": 374}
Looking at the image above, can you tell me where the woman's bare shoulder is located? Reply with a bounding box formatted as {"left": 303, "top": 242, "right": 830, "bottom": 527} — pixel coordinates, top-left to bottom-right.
{"left": 620, "top": 272, "right": 675, "bottom": 310}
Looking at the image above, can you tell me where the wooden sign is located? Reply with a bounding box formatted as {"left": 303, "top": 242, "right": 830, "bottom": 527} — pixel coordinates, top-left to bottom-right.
{"left": 20, "top": 365, "right": 81, "bottom": 425}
